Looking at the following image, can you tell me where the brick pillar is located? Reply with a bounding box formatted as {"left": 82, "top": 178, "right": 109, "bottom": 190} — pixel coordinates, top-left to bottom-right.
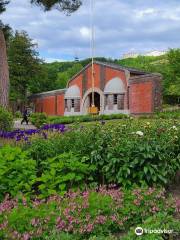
{"left": 117, "top": 94, "right": 125, "bottom": 110}
{"left": 67, "top": 99, "right": 71, "bottom": 112}
{"left": 108, "top": 95, "right": 114, "bottom": 110}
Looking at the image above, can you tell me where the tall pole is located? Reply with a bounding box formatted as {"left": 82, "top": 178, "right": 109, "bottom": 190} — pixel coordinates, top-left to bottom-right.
{"left": 91, "top": 0, "right": 95, "bottom": 107}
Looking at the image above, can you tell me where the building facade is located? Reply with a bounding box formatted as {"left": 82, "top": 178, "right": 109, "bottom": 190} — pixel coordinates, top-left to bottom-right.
{"left": 30, "top": 61, "right": 162, "bottom": 116}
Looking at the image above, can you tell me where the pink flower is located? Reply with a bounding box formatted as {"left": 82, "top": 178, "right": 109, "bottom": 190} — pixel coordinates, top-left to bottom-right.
{"left": 133, "top": 199, "right": 141, "bottom": 206}
{"left": 30, "top": 218, "right": 40, "bottom": 227}
{"left": 22, "top": 233, "right": 30, "bottom": 240}
{"left": 86, "top": 223, "right": 94, "bottom": 233}
{"left": 110, "top": 215, "right": 117, "bottom": 222}
{"left": 0, "top": 220, "right": 8, "bottom": 230}
{"left": 95, "top": 215, "right": 107, "bottom": 224}
{"left": 56, "top": 217, "right": 66, "bottom": 230}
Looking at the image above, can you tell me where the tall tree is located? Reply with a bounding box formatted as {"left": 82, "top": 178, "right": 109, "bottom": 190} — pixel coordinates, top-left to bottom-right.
{"left": 8, "top": 31, "right": 46, "bottom": 102}
{"left": 0, "top": 0, "right": 9, "bottom": 108}
{"left": 0, "top": 0, "right": 82, "bottom": 108}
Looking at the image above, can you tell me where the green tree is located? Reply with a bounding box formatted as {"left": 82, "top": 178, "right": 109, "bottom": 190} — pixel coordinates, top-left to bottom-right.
{"left": 0, "top": 0, "right": 82, "bottom": 107}
{"left": 56, "top": 63, "right": 83, "bottom": 88}
{"left": 166, "top": 49, "right": 180, "bottom": 95}
{"left": 8, "top": 31, "right": 43, "bottom": 101}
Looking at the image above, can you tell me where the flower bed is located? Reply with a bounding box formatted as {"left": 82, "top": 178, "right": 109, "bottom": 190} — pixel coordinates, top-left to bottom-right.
{"left": 0, "top": 119, "right": 179, "bottom": 199}
{"left": 0, "top": 186, "right": 179, "bottom": 240}
{"left": 0, "top": 118, "right": 180, "bottom": 239}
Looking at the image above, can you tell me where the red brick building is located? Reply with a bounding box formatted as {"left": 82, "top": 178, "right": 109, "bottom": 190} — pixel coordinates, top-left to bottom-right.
{"left": 30, "top": 61, "right": 162, "bottom": 116}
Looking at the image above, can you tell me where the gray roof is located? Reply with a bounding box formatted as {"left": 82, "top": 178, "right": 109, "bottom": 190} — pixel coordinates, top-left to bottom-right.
{"left": 29, "top": 89, "right": 66, "bottom": 99}
{"left": 94, "top": 61, "right": 148, "bottom": 74}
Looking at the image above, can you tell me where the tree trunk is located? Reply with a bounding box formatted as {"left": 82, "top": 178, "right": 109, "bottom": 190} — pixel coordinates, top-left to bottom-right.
{"left": 0, "top": 28, "right": 9, "bottom": 108}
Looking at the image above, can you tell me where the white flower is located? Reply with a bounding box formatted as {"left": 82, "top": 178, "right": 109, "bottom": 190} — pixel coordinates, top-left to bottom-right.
{"left": 136, "top": 131, "right": 144, "bottom": 136}
{"left": 172, "top": 126, "right": 178, "bottom": 131}
{"left": 146, "top": 122, "right": 150, "bottom": 125}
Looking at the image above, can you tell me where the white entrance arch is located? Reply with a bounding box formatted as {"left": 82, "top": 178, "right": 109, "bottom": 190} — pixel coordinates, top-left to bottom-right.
{"left": 81, "top": 87, "right": 105, "bottom": 115}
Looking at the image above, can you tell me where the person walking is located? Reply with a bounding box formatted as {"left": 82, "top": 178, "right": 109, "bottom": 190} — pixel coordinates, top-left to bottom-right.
{"left": 21, "top": 108, "right": 29, "bottom": 125}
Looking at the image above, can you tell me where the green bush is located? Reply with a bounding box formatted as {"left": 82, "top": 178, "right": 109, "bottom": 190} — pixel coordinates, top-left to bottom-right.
{"left": 37, "top": 152, "right": 96, "bottom": 198}
{"left": 0, "top": 107, "right": 13, "bottom": 131}
{"left": 25, "top": 120, "right": 180, "bottom": 188}
{"left": 30, "top": 112, "right": 47, "bottom": 128}
{"left": 47, "top": 113, "right": 128, "bottom": 126}
{"left": 14, "top": 110, "right": 22, "bottom": 119}
{"left": 0, "top": 146, "right": 36, "bottom": 200}
{"left": 122, "top": 213, "right": 180, "bottom": 240}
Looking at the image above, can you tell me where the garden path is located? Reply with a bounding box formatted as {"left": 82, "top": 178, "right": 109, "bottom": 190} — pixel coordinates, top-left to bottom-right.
{"left": 13, "top": 119, "right": 36, "bottom": 130}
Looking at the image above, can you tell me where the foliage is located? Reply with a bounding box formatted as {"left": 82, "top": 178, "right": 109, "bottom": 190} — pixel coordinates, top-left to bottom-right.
{"left": 8, "top": 31, "right": 50, "bottom": 102}
{"left": 30, "top": 112, "right": 47, "bottom": 128}
{"left": 138, "top": 110, "right": 180, "bottom": 119}
{"left": 122, "top": 213, "right": 180, "bottom": 240}
{"left": 37, "top": 152, "right": 96, "bottom": 198}
{"left": 0, "top": 106, "right": 13, "bottom": 131}
{"left": 0, "top": 0, "right": 9, "bottom": 14}
{"left": 0, "top": 119, "right": 180, "bottom": 198}
{"left": 0, "top": 186, "right": 177, "bottom": 239}
{"left": 27, "top": 119, "right": 180, "bottom": 188}
{"left": 31, "top": 0, "right": 82, "bottom": 13}
{"left": 30, "top": 113, "right": 128, "bottom": 127}
{"left": 14, "top": 110, "right": 22, "bottom": 118}
{"left": 56, "top": 63, "right": 83, "bottom": 89}
{"left": 0, "top": 146, "right": 36, "bottom": 200}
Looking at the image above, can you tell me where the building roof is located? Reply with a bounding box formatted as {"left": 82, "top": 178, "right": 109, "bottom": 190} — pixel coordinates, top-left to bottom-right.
{"left": 29, "top": 89, "right": 66, "bottom": 99}
{"left": 94, "top": 61, "right": 147, "bottom": 74}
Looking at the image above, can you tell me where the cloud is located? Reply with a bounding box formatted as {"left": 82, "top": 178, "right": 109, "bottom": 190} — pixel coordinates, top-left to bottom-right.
{"left": 1, "top": 0, "right": 180, "bottom": 61}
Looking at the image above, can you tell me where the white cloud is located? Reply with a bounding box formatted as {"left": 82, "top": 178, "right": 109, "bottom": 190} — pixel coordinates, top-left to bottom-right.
{"left": 44, "top": 58, "right": 67, "bottom": 63}
{"left": 80, "top": 27, "right": 91, "bottom": 39}
{"left": 1, "top": 0, "right": 180, "bottom": 60}
{"left": 135, "top": 8, "right": 158, "bottom": 19}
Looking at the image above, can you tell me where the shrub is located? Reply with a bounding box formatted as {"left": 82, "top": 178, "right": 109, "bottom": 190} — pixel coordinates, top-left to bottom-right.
{"left": 122, "top": 213, "right": 180, "bottom": 240}
{"left": 0, "top": 107, "right": 13, "bottom": 131}
{"left": 30, "top": 112, "right": 47, "bottom": 128}
{"left": 0, "top": 146, "right": 36, "bottom": 200}
{"left": 14, "top": 110, "right": 22, "bottom": 119}
{"left": 47, "top": 114, "right": 128, "bottom": 126}
{"left": 25, "top": 119, "right": 180, "bottom": 188}
{"left": 37, "top": 152, "right": 96, "bottom": 198}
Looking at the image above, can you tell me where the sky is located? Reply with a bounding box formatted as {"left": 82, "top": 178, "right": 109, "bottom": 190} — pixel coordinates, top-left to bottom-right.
{"left": 1, "top": 0, "right": 180, "bottom": 62}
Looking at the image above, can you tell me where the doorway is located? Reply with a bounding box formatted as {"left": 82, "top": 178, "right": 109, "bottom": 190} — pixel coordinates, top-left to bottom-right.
{"left": 89, "top": 92, "right": 100, "bottom": 111}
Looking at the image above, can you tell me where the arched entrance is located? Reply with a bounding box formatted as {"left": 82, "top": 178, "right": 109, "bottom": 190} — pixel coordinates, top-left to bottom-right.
{"left": 89, "top": 92, "right": 100, "bottom": 111}
{"left": 81, "top": 88, "right": 104, "bottom": 115}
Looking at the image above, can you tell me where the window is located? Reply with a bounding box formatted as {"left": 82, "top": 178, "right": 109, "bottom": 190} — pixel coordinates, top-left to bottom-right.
{"left": 71, "top": 99, "right": 75, "bottom": 108}
{"left": 114, "top": 94, "right": 118, "bottom": 105}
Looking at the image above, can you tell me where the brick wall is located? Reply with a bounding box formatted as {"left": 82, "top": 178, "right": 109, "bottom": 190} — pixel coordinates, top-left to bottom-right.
{"left": 129, "top": 74, "right": 162, "bottom": 114}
